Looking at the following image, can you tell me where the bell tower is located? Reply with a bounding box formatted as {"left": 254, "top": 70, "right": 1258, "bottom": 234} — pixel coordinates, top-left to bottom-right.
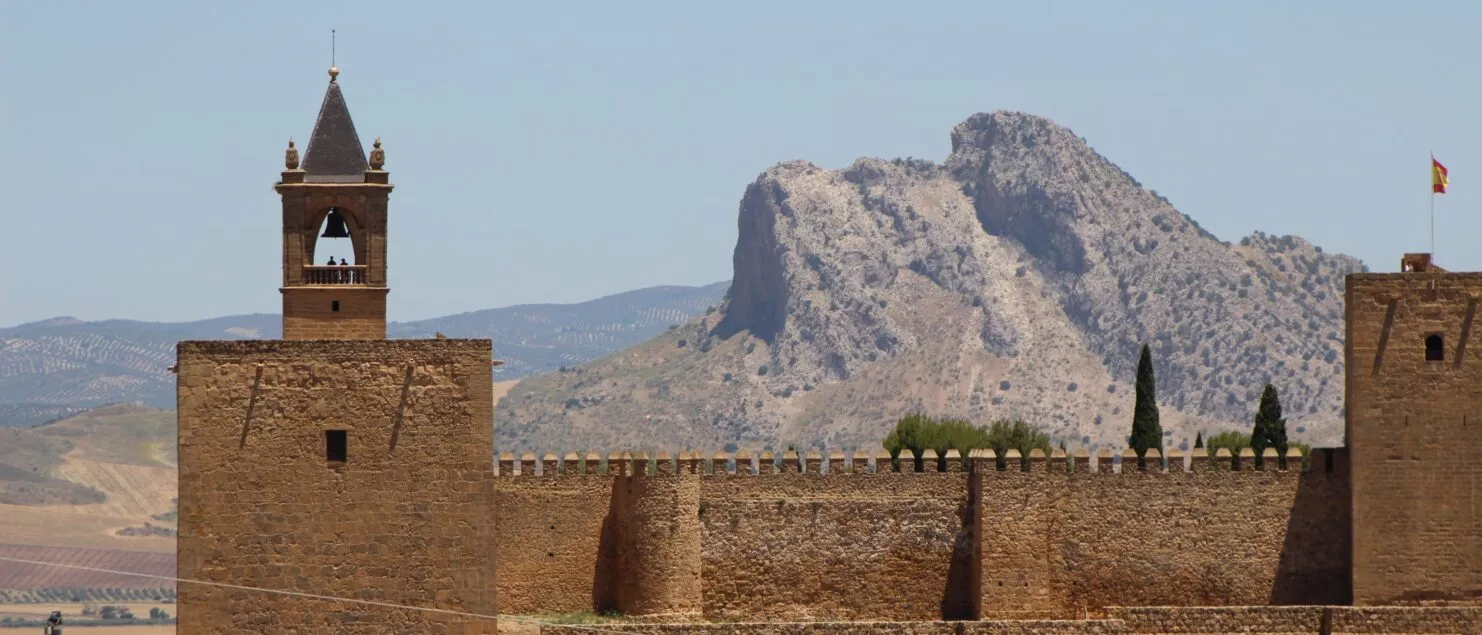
{"left": 274, "top": 65, "right": 392, "bottom": 340}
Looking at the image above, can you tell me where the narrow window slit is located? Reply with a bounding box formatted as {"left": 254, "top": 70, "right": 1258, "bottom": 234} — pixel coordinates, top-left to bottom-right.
{"left": 1425, "top": 334, "right": 1444, "bottom": 362}
{"left": 326, "top": 430, "right": 348, "bottom": 462}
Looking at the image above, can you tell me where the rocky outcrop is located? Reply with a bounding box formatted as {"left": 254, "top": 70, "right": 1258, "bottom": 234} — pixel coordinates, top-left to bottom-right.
{"left": 497, "top": 111, "right": 1365, "bottom": 452}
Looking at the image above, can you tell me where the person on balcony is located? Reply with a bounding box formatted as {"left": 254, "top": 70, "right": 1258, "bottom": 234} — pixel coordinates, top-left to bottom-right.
{"left": 322, "top": 256, "right": 340, "bottom": 283}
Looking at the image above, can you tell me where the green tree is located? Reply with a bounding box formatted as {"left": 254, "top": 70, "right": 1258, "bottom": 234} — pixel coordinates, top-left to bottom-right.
{"left": 1128, "top": 344, "right": 1163, "bottom": 464}
{"left": 1193, "top": 431, "right": 1204, "bottom": 449}
{"left": 1250, "top": 383, "right": 1290, "bottom": 468}
{"left": 883, "top": 414, "right": 1054, "bottom": 472}
{"left": 882, "top": 413, "right": 931, "bottom": 471}
{"left": 983, "top": 418, "right": 1053, "bottom": 470}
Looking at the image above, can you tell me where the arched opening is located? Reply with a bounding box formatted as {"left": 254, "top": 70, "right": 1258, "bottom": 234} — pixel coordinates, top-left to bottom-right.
{"left": 1425, "top": 333, "right": 1444, "bottom": 362}
{"left": 304, "top": 207, "right": 366, "bottom": 285}
{"left": 315, "top": 207, "right": 356, "bottom": 265}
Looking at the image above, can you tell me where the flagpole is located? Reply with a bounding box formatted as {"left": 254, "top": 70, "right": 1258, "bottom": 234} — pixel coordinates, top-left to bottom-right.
{"left": 1430, "top": 152, "right": 1436, "bottom": 257}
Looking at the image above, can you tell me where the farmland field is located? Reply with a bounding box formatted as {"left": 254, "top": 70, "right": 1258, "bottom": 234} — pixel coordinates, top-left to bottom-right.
{"left": 0, "top": 544, "right": 174, "bottom": 591}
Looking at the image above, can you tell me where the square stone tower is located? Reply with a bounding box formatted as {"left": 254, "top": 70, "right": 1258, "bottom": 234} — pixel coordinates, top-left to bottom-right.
{"left": 1345, "top": 253, "right": 1482, "bottom": 605}
{"left": 175, "top": 67, "right": 498, "bottom": 633}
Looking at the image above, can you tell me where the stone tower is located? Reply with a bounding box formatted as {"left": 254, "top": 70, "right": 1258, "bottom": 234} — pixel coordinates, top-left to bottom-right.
{"left": 1345, "top": 253, "right": 1482, "bottom": 604}
{"left": 276, "top": 66, "right": 392, "bottom": 340}
{"left": 175, "top": 67, "right": 498, "bottom": 634}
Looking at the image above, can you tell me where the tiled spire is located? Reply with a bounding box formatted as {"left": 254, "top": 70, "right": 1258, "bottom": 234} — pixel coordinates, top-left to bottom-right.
{"left": 300, "top": 66, "right": 368, "bottom": 182}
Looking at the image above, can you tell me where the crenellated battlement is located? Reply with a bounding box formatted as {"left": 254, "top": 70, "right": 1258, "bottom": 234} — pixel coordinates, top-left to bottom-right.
{"left": 493, "top": 446, "right": 1345, "bottom": 477}
{"left": 495, "top": 439, "right": 1351, "bottom": 621}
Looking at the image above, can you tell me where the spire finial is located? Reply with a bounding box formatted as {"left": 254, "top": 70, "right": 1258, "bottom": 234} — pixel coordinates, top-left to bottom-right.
{"left": 328, "top": 29, "right": 339, "bottom": 82}
{"left": 285, "top": 137, "right": 299, "bottom": 170}
{"left": 369, "top": 137, "right": 385, "bottom": 171}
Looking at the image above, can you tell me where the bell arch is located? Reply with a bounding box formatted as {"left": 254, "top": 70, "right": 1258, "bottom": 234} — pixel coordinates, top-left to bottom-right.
{"left": 304, "top": 205, "right": 367, "bottom": 266}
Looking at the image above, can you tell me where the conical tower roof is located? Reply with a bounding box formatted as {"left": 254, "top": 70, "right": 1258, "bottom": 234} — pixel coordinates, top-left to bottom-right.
{"left": 301, "top": 67, "right": 368, "bottom": 182}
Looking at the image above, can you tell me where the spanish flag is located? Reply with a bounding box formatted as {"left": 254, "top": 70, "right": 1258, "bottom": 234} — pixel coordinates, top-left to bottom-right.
{"left": 1433, "top": 156, "right": 1449, "bottom": 194}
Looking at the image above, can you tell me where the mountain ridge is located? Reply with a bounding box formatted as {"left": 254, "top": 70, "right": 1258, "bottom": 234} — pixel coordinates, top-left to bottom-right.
{"left": 0, "top": 282, "right": 728, "bottom": 426}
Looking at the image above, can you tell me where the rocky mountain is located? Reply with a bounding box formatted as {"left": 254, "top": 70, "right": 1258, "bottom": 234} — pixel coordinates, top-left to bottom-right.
{"left": 496, "top": 111, "right": 1365, "bottom": 454}
{"left": 0, "top": 282, "right": 727, "bottom": 426}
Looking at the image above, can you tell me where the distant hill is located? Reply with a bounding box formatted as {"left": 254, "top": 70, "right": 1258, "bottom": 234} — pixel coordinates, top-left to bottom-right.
{"left": 0, "top": 283, "right": 728, "bottom": 426}
{"left": 0, "top": 404, "right": 178, "bottom": 554}
{"left": 497, "top": 111, "right": 1366, "bottom": 454}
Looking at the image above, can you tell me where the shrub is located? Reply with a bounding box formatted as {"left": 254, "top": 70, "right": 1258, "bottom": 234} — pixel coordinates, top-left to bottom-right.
{"left": 1205, "top": 430, "right": 1251, "bottom": 458}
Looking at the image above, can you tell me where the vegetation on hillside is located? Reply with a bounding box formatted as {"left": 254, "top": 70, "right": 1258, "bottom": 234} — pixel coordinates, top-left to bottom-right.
{"left": 0, "top": 427, "right": 106, "bottom": 505}
{"left": 0, "top": 404, "right": 177, "bottom": 523}
{"left": 151, "top": 498, "right": 178, "bottom": 522}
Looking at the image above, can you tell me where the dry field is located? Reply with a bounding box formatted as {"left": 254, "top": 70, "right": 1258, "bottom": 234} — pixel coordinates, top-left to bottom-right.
{"left": 0, "top": 453, "right": 174, "bottom": 551}
{"left": 492, "top": 379, "right": 520, "bottom": 405}
{"left": 0, "top": 406, "right": 177, "bottom": 554}
{"left": 0, "top": 450, "right": 177, "bottom": 553}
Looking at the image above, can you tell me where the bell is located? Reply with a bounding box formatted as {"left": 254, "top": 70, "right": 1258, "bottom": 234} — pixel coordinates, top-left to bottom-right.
{"left": 320, "top": 208, "right": 350, "bottom": 238}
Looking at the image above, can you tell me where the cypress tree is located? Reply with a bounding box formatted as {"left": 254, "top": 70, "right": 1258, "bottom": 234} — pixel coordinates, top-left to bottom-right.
{"left": 1251, "top": 383, "right": 1289, "bottom": 468}
{"left": 1128, "top": 343, "right": 1162, "bottom": 462}
{"left": 1194, "top": 431, "right": 1204, "bottom": 449}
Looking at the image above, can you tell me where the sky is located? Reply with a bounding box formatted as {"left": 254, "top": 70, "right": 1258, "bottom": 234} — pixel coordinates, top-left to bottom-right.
{"left": 2, "top": 1, "right": 1480, "bottom": 327}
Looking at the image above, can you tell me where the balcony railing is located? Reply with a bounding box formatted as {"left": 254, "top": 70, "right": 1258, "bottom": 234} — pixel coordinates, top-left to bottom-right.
{"left": 302, "top": 265, "right": 368, "bottom": 285}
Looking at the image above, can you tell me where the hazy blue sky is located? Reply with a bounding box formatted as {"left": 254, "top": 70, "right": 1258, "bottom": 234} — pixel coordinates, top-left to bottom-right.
{"left": 3, "top": 1, "right": 1479, "bottom": 326}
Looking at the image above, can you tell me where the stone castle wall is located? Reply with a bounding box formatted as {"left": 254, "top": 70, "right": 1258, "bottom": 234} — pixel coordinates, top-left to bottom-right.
{"left": 176, "top": 339, "right": 497, "bottom": 634}
{"left": 537, "top": 606, "right": 1482, "bottom": 634}
{"left": 1346, "top": 273, "right": 1482, "bottom": 605}
{"left": 494, "top": 448, "right": 1350, "bottom": 621}
{"left": 974, "top": 448, "right": 1350, "bottom": 618}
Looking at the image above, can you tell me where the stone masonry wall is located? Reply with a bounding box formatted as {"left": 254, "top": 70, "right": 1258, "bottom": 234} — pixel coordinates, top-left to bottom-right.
{"left": 494, "top": 448, "right": 1348, "bottom": 622}
{"left": 281, "top": 287, "right": 388, "bottom": 340}
{"left": 537, "top": 606, "right": 1482, "bottom": 634}
{"left": 974, "top": 448, "right": 1351, "bottom": 618}
{"left": 620, "top": 466, "right": 704, "bottom": 619}
{"left": 700, "top": 457, "right": 973, "bottom": 622}
{"left": 1345, "top": 272, "right": 1482, "bottom": 605}
{"left": 493, "top": 456, "right": 617, "bottom": 616}
{"left": 176, "top": 339, "right": 497, "bottom": 634}
{"left": 1108, "top": 605, "right": 1482, "bottom": 633}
